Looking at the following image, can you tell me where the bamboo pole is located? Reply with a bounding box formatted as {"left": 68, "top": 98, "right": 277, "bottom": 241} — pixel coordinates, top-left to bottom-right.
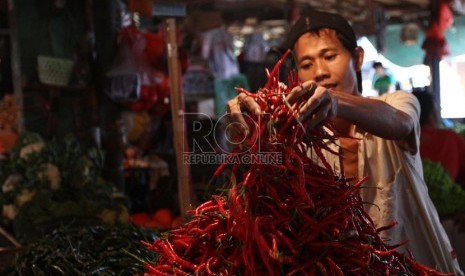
{"left": 7, "top": 0, "right": 24, "bottom": 133}
{"left": 164, "top": 18, "right": 192, "bottom": 217}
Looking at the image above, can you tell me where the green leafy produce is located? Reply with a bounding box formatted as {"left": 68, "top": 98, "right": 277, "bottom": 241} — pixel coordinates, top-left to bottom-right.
{"left": 0, "top": 132, "right": 129, "bottom": 242}
{"left": 0, "top": 222, "right": 159, "bottom": 275}
{"left": 422, "top": 159, "right": 465, "bottom": 216}
{"left": 451, "top": 122, "right": 465, "bottom": 137}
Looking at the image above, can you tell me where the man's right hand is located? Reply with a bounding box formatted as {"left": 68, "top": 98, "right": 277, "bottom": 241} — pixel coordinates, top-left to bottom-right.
{"left": 226, "top": 93, "right": 261, "bottom": 137}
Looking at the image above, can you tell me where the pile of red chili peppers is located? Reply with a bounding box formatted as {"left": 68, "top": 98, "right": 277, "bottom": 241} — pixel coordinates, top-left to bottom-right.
{"left": 142, "top": 51, "right": 452, "bottom": 276}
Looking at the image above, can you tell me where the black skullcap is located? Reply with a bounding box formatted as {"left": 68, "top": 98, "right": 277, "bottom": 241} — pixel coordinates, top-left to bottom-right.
{"left": 283, "top": 9, "right": 363, "bottom": 92}
{"left": 283, "top": 9, "right": 357, "bottom": 50}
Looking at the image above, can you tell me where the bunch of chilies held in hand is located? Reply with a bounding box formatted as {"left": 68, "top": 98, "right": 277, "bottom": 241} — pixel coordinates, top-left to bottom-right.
{"left": 141, "top": 50, "right": 451, "bottom": 276}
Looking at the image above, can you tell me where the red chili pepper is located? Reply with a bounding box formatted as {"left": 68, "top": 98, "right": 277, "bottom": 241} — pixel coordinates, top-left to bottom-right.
{"left": 376, "top": 220, "right": 398, "bottom": 233}
{"left": 141, "top": 50, "right": 452, "bottom": 276}
{"left": 213, "top": 162, "right": 228, "bottom": 177}
{"left": 156, "top": 240, "right": 198, "bottom": 271}
{"left": 205, "top": 256, "right": 223, "bottom": 276}
{"left": 264, "top": 49, "right": 291, "bottom": 90}
{"left": 171, "top": 267, "right": 189, "bottom": 276}
{"left": 325, "top": 256, "right": 344, "bottom": 276}
{"left": 144, "top": 264, "right": 174, "bottom": 276}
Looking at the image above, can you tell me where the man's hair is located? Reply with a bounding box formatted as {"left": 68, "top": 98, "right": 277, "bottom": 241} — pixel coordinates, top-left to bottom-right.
{"left": 283, "top": 9, "right": 362, "bottom": 92}
{"left": 372, "top": 62, "right": 384, "bottom": 69}
{"left": 412, "top": 89, "right": 435, "bottom": 126}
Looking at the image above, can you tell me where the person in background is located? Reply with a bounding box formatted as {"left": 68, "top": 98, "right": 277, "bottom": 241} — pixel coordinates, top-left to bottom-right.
{"left": 413, "top": 89, "right": 465, "bottom": 188}
{"left": 372, "top": 61, "right": 396, "bottom": 95}
{"left": 227, "top": 9, "right": 462, "bottom": 274}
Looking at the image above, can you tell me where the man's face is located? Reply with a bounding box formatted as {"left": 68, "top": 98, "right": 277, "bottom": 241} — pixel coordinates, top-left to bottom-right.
{"left": 375, "top": 67, "right": 386, "bottom": 77}
{"left": 293, "top": 29, "right": 360, "bottom": 94}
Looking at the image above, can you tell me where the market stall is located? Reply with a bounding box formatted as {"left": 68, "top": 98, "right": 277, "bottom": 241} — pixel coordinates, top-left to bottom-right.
{"left": 1, "top": 0, "right": 465, "bottom": 274}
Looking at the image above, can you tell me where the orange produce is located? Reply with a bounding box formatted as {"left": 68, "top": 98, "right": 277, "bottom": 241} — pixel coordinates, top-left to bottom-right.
{"left": 144, "top": 219, "right": 163, "bottom": 229}
{"left": 130, "top": 212, "right": 151, "bottom": 227}
{"left": 153, "top": 208, "right": 173, "bottom": 229}
{"left": 0, "top": 130, "right": 18, "bottom": 154}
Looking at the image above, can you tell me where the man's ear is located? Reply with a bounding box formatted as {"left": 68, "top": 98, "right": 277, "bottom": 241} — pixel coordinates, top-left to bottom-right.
{"left": 354, "top": 46, "right": 365, "bottom": 71}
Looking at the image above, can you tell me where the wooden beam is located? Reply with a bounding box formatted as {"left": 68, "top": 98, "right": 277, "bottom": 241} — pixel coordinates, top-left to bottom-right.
{"left": 164, "top": 18, "right": 193, "bottom": 217}
{"left": 7, "top": 0, "right": 24, "bottom": 133}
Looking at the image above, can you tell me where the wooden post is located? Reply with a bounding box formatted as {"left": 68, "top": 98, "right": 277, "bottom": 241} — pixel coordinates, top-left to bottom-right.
{"left": 429, "top": 0, "right": 441, "bottom": 107}
{"left": 7, "top": 0, "right": 24, "bottom": 133}
{"left": 164, "top": 18, "right": 192, "bottom": 217}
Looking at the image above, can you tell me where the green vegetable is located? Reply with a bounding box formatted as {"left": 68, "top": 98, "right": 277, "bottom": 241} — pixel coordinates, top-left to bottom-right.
{"left": 422, "top": 159, "right": 465, "bottom": 216}
{"left": 451, "top": 122, "right": 465, "bottom": 137}
{"left": 0, "top": 132, "right": 129, "bottom": 243}
{"left": 0, "top": 222, "right": 159, "bottom": 275}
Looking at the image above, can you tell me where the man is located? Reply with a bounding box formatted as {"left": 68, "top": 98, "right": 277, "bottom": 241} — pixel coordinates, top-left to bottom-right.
{"left": 413, "top": 89, "right": 465, "bottom": 188}
{"left": 227, "top": 9, "right": 463, "bottom": 275}
{"left": 372, "top": 61, "right": 396, "bottom": 95}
